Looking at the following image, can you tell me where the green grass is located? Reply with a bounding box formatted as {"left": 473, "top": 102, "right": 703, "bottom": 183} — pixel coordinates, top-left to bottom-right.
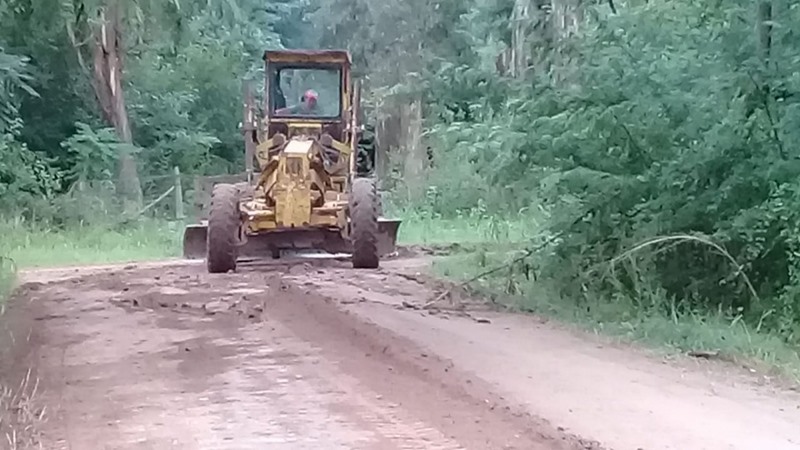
{"left": 0, "top": 257, "right": 14, "bottom": 302}
{"left": 2, "top": 206, "right": 539, "bottom": 270}
{"left": 1, "top": 204, "right": 538, "bottom": 270}
{"left": 0, "top": 219, "right": 182, "bottom": 269}
{"left": 395, "top": 209, "right": 544, "bottom": 245}
{"left": 427, "top": 227, "right": 800, "bottom": 384}
{"left": 2, "top": 208, "right": 535, "bottom": 271}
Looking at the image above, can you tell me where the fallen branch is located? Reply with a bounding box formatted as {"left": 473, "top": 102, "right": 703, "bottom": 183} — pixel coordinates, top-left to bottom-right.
{"left": 424, "top": 249, "right": 533, "bottom": 308}
{"left": 687, "top": 350, "right": 720, "bottom": 359}
{"left": 423, "top": 234, "right": 561, "bottom": 309}
{"left": 686, "top": 349, "right": 737, "bottom": 364}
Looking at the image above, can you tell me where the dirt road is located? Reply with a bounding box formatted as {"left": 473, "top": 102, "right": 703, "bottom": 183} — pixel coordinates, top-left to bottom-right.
{"left": 1, "top": 254, "right": 800, "bottom": 449}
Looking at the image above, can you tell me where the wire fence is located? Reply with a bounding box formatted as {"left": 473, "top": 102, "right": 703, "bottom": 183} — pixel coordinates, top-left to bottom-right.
{"left": 44, "top": 166, "right": 401, "bottom": 226}
{"left": 60, "top": 168, "right": 248, "bottom": 224}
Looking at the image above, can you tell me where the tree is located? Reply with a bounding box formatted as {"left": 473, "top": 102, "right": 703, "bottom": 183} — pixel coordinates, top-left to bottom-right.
{"left": 61, "top": 0, "right": 150, "bottom": 211}
{"left": 91, "top": 1, "right": 141, "bottom": 210}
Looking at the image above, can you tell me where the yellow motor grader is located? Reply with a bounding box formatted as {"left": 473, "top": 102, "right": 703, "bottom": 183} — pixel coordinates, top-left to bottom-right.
{"left": 182, "top": 49, "right": 401, "bottom": 272}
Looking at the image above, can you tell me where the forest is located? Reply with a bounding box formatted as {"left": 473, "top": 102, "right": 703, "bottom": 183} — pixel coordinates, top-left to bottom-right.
{"left": 3, "top": 0, "right": 800, "bottom": 370}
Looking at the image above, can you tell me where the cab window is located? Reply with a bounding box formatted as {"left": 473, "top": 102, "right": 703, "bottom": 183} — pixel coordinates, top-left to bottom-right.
{"left": 270, "top": 67, "right": 342, "bottom": 118}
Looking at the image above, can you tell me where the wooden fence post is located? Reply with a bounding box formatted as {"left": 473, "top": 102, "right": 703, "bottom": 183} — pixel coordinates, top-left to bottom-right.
{"left": 174, "top": 166, "right": 184, "bottom": 220}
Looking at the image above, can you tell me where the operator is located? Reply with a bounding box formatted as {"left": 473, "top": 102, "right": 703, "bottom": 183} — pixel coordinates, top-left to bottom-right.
{"left": 276, "top": 89, "right": 319, "bottom": 116}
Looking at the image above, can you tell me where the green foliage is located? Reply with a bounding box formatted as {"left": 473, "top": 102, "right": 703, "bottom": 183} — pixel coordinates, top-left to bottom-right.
{"left": 0, "top": 0, "right": 308, "bottom": 222}
{"left": 0, "top": 254, "right": 15, "bottom": 302}
{"left": 402, "top": 0, "right": 800, "bottom": 350}
{"left": 0, "top": 0, "right": 305, "bottom": 184}
{"left": 61, "top": 123, "right": 127, "bottom": 183}
{"left": 0, "top": 132, "right": 61, "bottom": 214}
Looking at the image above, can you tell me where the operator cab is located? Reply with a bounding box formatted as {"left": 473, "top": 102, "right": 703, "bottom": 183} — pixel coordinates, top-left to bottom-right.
{"left": 263, "top": 50, "right": 352, "bottom": 127}
{"left": 270, "top": 67, "right": 342, "bottom": 119}
{"left": 259, "top": 50, "right": 356, "bottom": 178}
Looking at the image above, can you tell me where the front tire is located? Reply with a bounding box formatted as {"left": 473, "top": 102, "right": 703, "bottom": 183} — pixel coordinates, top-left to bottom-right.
{"left": 349, "top": 177, "right": 380, "bottom": 269}
{"left": 206, "top": 183, "right": 240, "bottom": 273}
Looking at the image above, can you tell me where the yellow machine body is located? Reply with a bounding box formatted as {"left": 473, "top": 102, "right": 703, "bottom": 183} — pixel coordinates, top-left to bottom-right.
{"left": 245, "top": 138, "right": 347, "bottom": 232}
{"left": 182, "top": 49, "right": 401, "bottom": 264}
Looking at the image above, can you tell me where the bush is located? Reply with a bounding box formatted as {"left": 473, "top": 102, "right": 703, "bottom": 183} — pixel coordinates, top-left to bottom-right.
{"left": 402, "top": 1, "right": 800, "bottom": 346}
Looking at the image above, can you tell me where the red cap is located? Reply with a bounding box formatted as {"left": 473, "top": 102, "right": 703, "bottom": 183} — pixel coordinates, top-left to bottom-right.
{"left": 304, "top": 89, "right": 318, "bottom": 104}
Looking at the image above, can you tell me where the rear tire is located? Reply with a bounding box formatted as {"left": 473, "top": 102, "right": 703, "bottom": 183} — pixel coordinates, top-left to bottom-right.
{"left": 349, "top": 177, "right": 380, "bottom": 269}
{"left": 206, "top": 183, "right": 240, "bottom": 273}
{"left": 356, "top": 124, "right": 376, "bottom": 176}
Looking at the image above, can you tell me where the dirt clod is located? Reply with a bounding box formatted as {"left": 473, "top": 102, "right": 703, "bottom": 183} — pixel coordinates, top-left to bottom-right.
{"left": 203, "top": 300, "right": 229, "bottom": 314}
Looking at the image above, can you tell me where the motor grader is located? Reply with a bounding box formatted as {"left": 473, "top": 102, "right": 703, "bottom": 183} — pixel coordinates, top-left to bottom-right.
{"left": 182, "top": 49, "right": 401, "bottom": 272}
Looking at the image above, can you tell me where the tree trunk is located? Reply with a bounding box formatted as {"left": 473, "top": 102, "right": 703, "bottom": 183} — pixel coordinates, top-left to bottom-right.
{"left": 401, "top": 99, "right": 425, "bottom": 200}
{"left": 511, "top": 0, "right": 532, "bottom": 78}
{"left": 551, "top": 0, "right": 583, "bottom": 85}
{"left": 756, "top": 0, "right": 772, "bottom": 64}
{"left": 92, "top": 1, "right": 142, "bottom": 213}
{"left": 510, "top": 0, "right": 560, "bottom": 80}
{"left": 375, "top": 114, "right": 400, "bottom": 181}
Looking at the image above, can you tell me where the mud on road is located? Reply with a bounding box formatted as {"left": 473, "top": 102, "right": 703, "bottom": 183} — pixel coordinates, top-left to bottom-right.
{"left": 1, "top": 254, "right": 800, "bottom": 449}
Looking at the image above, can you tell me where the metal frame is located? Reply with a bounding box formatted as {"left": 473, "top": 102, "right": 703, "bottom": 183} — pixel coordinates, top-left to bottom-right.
{"left": 267, "top": 63, "right": 344, "bottom": 121}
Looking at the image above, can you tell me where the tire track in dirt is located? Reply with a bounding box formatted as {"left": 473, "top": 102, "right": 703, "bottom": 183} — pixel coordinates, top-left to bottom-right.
{"left": 0, "top": 259, "right": 591, "bottom": 449}
{"left": 264, "top": 272, "right": 592, "bottom": 450}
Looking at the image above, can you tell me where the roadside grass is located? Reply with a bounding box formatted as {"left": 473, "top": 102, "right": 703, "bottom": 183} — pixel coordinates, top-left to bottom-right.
{"left": 0, "top": 207, "right": 536, "bottom": 271}
{"left": 0, "top": 236, "right": 46, "bottom": 448}
{"left": 427, "top": 227, "right": 800, "bottom": 384}
{"left": 394, "top": 209, "right": 542, "bottom": 246}
{"left": 0, "top": 257, "right": 14, "bottom": 303}
{"left": 0, "top": 219, "right": 182, "bottom": 269}
{"left": 0, "top": 368, "right": 45, "bottom": 449}
{"left": 1, "top": 208, "right": 533, "bottom": 270}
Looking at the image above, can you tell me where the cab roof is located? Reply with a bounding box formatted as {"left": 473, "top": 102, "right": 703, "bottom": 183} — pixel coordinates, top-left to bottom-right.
{"left": 263, "top": 49, "right": 351, "bottom": 66}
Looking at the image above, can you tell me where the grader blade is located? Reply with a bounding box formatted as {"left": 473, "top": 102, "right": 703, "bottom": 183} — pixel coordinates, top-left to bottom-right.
{"left": 377, "top": 218, "right": 402, "bottom": 256}
{"left": 183, "top": 219, "right": 402, "bottom": 260}
{"left": 183, "top": 223, "right": 208, "bottom": 259}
